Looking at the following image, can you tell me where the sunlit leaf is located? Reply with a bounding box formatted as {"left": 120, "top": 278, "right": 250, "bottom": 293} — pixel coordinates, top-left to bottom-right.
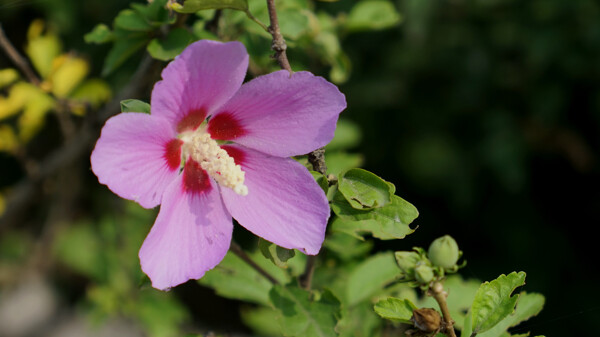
{"left": 338, "top": 168, "right": 393, "bottom": 209}
{"left": 25, "top": 20, "right": 62, "bottom": 79}
{"left": 0, "top": 125, "right": 18, "bottom": 153}
{"left": 49, "top": 55, "right": 89, "bottom": 97}
{"left": 374, "top": 297, "right": 417, "bottom": 323}
{"left": 331, "top": 192, "right": 418, "bottom": 240}
{"left": 270, "top": 284, "right": 341, "bottom": 337}
{"left": 120, "top": 99, "right": 151, "bottom": 114}
{"left": 478, "top": 292, "right": 545, "bottom": 337}
{"left": 70, "top": 79, "right": 112, "bottom": 108}
{"left": 0, "top": 68, "right": 19, "bottom": 89}
{"left": 471, "top": 272, "right": 526, "bottom": 334}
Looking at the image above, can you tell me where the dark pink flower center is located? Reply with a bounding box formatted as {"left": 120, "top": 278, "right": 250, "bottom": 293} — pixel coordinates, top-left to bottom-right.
{"left": 164, "top": 139, "right": 183, "bottom": 170}
{"left": 177, "top": 108, "right": 207, "bottom": 133}
{"left": 221, "top": 145, "right": 246, "bottom": 166}
{"left": 207, "top": 113, "right": 246, "bottom": 140}
{"left": 182, "top": 160, "right": 212, "bottom": 194}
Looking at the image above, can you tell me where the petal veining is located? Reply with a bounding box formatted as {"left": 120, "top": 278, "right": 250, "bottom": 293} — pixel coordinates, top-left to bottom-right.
{"left": 91, "top": 113, "right": 180, "bottom": 209}
{"left": 139, "top": 173, "right": 233, "bottom": 290}
{"left": 209, "top": 70, "right": 346, "bottom": 157}
{"left": 220, "top": 145, "right": 329, "bottom": 254}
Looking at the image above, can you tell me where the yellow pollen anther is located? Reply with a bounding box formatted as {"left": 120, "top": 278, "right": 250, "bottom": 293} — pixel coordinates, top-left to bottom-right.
{"left": 181, "top": 128, "right": 248, "bottom": 196}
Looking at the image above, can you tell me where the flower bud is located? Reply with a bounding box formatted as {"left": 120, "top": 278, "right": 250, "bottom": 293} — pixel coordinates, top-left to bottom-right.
{"left": 428, "top": 235, "right": 459, "bottom": 268}
{"left": 411, "top": 308, "right": 442, "bottom": 333}
{"left": 395, "top": 251, "right": 420, "bottom": 276}
{"left": 414, "top": 264, "right": 434, "bottom": 284}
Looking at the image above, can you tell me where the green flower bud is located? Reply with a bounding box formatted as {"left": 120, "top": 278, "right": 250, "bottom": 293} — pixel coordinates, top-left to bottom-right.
{"left": 395, "top": 251, "right": 420, "bottom": 275}
{"left": 414, "top": 264, "right": 434, "bottom": 284}
{"left": 428, "top": 235, "right": 459, "bottom": 268}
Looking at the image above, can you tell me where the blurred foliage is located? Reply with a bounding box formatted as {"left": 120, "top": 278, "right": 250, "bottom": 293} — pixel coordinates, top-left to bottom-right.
{"left": 0, "top": 0, "right": 598, "bottom": 336}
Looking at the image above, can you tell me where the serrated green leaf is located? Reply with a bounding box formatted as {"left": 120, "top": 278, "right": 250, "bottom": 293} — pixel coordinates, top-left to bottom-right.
{"left": 346, "top": 252, "right": 399, "bottom": 306}
{"left": 338, "top": 168, "right": 393, "bottom": 209}
{"left": 258, "top": 238, "right": 295, "bottom": 268}
{"left": 114, "top": 9, "right": 153, "bottom": 31}
{"left": 147, "top": 28, "right": 195, "bottom": 61}
{"left": 199, "top": 250, "right": 287, "bottom": 305}
{"left": 84, "top": 24, "right": 114, "bottom": 44}
{"left": 471, "top": 272, "right": 527, "bottom": 334}
{"left": 478, "top": 292, "right": 545, "bottom": 337}
{"left": 373, "top": 297, "right": 417, "bottom": 323}
{"left": 270, "top": 285, "right": 341, "bottom": 337}
{"left": 331, "top": 193, "right": 418, "bottom": 240}
{"left": 175, "top": 0, "right": 249, "bottom": 13}
{"left": 120, "top": 99, "right": 151, "bottom": 113}
{"left": 345, "top": 0, "right": 402, "bottom": 32}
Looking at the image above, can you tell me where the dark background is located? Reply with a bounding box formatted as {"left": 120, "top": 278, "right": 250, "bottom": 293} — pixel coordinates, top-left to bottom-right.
{"left": 2, "top": 0, "right": 599, "bottom": 335}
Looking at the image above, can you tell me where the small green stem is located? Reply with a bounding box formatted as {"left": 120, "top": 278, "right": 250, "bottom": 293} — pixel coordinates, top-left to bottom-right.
{"left": 230, "top": 242, "right": 279, "bottom": 285}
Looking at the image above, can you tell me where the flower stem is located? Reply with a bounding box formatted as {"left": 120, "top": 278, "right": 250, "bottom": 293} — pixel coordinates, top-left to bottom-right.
{"left": 0, "top": 23, "right": 41, "bottom": 85}
{"left": 429, "top": 281, "right": 458, "bottom": 337}
{"left": 265, "top": 0, "right": 292, "bottom": 73}
{"left": 230, "top": 242, "right": 279, "bottom": 285}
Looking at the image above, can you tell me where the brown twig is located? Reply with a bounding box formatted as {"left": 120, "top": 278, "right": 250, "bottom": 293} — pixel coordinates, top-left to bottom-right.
{"left": 0, "top": 23, "right": 41, "bottom": 85}
{"left": 265, "top": 0, "right": 292, "bottom": 73}
{"left": 298, "top": 255, "right": 316, "bottom": 289}
{"left": 429, "top": 281, "right": 458, "bottom": 337}
{"left": 230, "top": 242, "right": 279, "bottom": 285}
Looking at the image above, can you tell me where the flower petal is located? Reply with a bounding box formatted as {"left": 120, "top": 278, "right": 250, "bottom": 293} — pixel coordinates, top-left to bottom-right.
{"left": 151, "top": 40, "right": 249, "bottom": 133}
{"left": 219, "top": 145, "right": 329, "bottom": 254}
{"left": 91, "top": 113, "right": 181, "bottom": 209}
{"left": 139, "top": 162, "right": 232, "bottom": 290}
{"left": 208, "top": 70, "right": 346, "bottom": 157}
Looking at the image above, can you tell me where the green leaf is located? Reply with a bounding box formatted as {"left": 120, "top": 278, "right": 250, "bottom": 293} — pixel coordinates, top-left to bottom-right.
{"left": 134, "top": 291, "right": 189, "bottom": 337}
{"left": 373, "top": 297, "right": 417, "bottom": 324}
{"left": 346, "top": 252, "right": 399, "bottom": 306}
{"left": 270, "top": 284, "right": 341, "bottom": 337}
{"left": 132, "top": 0, "right": 171, "bottom": 26}
{"left": 147, "top": 28, "right": 195, "bottom": 61}
{"left": 478, "top": 292, "right": 545, "bottom": 337}
{"left": 471, "top": 272, "right": 527, "bottom": 334}
{"left": 84, "top": 24, "right": 114, "bottom": 44}
{"left": 114, "top": 9, "right": 153, "bottom": 32}
{"left": 52, "top": 221, "right": 104, "bottom": 280}
{"left": 258, "top": 238, "right": 296, "bottom": 268}
{"left": 331, "top": 193, "right": 418, "bottom": 240}
{"left": 70, "top": 79, "right": 112, "bottom": 108}
{"left": 338, "top": 168, "right": 393, "bottom": 209}
{"left": 175, "top": 0, "right": 249, "bottom": 13}
{"left": 310, "top": 171, "right": 329, "bottom": 193}
{"left": 279, "top": 9, "right": 310, "bottom": 40}
{"left": 338, "top": 301, "right": 382, "bottom": 337}
{"left": 345, "top": 0, "right": 402, "bottom": 32}
{"left": 102, "top": 34, "right": 149, "bottom": 76}
{"left": 120, "top": 99, "right": 151, "bottom": 113}
{"left": 199, "top": 250, "right": 287, "bottom": 305}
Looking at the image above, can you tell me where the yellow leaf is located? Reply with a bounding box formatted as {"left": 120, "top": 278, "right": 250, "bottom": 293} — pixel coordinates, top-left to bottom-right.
{"left": 18, "top": 86, "right": 55, "bottom": 142}
{"left": 0, "top": 124, "right": 19, "bottom": 153}
{"left": 0, "top": 191, "right": 5, "bottom": 216}
{"left": 49, "top": 55, "right": 89, "bottom": 98}
{"left": 69, "top": 78, "right": 112, "bottom": 114}
{"left": 0, "top": 82, "right": 31, "bottom": 120}
{"left": 25, "top": 20, "right": 62, "bottom": 79}
{"left": 0, "top": 68, "right": 19, "bottom": 89}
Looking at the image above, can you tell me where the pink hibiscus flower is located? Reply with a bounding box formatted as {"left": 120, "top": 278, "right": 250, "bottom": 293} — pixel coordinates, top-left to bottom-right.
{"left": 90, "top": 40, "right": 346, "bottom": 290}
